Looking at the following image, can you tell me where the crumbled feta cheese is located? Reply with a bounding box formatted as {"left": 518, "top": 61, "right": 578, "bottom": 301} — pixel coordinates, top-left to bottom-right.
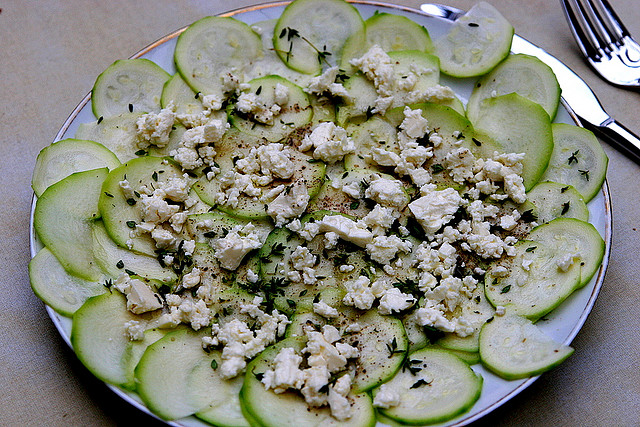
{"left": 377, "top": 287, "right": 416, "bottom": 315}
{"left": 213, "top": 223, "right": 263, "bottom": 270}
{"left": 136, "top": 103, "right": 176, "bottom": 148}
{"left": 373, "top": 383, "right": 401, "bottom": 409}
{"left": 123, "top": 320, "right": 146, "bottom": 341}
{"left": 114, "top": 274, "right": 163, "bottom": 314}
{"left": 267, "top": 183, "right": 310, "bottom": 227}
{"left": 261, "top": 347, "right": 305, "bottom": 393}
{"left": 317, "top": 215, "right": 373, "bottom": 247}
{"left": 306, "top": 66, "right": 350, "bottom": 99}
{"left": 366, "top": 235, "right": 412, "bottom": 264}
{"left": 409, "top": 187, "right": 463, "bottom": 235}
{"left": 300, "top": 122, "right": 355, "bottom": 164}
{"left": 364, "top": 175, "right": 408, "bottom": 209}
{"left": 313, "top": 301, "right": 339, "bottom": 318}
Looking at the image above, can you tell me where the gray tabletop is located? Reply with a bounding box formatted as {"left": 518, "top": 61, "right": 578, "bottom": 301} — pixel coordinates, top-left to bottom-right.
{"left": 1, "top": 0, "right": 638, "bottom": 425}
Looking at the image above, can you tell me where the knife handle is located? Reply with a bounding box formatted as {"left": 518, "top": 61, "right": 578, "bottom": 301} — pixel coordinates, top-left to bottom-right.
{"left": 586, "top": 119, "right": 640, "bottom": 162}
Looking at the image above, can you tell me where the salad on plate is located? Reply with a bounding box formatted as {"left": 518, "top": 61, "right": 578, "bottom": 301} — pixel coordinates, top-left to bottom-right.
{"left": 29, "top": 0, "right": 609, "bottom": 425}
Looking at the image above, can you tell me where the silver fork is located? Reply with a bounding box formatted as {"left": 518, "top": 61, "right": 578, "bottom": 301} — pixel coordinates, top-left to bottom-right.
{"left": 561, "top": 0, "right": 640, "bottom": 87}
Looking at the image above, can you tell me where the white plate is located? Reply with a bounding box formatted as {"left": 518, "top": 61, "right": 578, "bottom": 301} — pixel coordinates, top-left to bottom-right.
{"left": 30, "top": 2, "right": 612, "bottom": 426}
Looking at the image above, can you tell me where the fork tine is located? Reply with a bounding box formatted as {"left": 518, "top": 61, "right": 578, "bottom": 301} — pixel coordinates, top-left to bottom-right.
{"left": 561, "top": 0, "right": 604, "bottom": 58}
{"left": 578, "top": 0, "right": 614, "bottom": 47}
{"left": 589, "top": 0, "right": 627, "bottom": 43}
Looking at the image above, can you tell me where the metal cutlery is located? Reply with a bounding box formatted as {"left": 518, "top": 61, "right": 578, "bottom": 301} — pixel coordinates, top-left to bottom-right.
{"left": 420, "top": 3, "right": 640, "bottom": 162}
{"left": 561, "top": 0, "right": 640, "bottom": 87}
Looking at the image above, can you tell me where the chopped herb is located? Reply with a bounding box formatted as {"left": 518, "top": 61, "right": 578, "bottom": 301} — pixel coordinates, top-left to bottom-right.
{"left": 500, "top": 285, "right": 511, "bottom": 294}
{"left": 472, "top": 137, "right": 482, "bottom": 146}
{"left": 568, "top": 150, "right": 579, "bottom": 165}
{"left": 318, "top": 383, "right": 330, "bottom": 394}
{"left": 561, "top": 186, "right": 570, "bottom": 193}
{"left": 486, "top": 316, "right": 494, "bottom": 323}
{"left": 135, "top": 149, "right": 147, "bottom": 156}
{"left": 209, "top": 358, "right": 218, "bottom": 370}
{"left": 410, "top": 378, "right": 431, "bottom": 389}
{"left": 403, "top": 358, "right": 423, "bottom": 376}
{"left": 97, "top": 116, "right": 104, "bottom": 124}
{"left": 350, "top": 201, "right": 360, "bottom": 210}
{"left": 520, "top": 209, "right": 538, "bottom": 223}
{"left": 431, "top": 164, "right": 444, "bottom": 174}
{"left": 152, "top": 171, "right": 158, "bottom": 181}
{"left": 342, "top": 171, "right": 349, "bottom": 179}
{"left": 203, "top": 231, "right": 217, "bottom": 238}
{"left": 299, "top": 289, "right": 308, "bottom": 297}
{"left": 126, "top": 220, "right": 136, "bottom": 228}
{"left": 116, "top": 260, "right": 124, "bottom": 269}
{"left": 256, "top": 85, "right": 262, "bottom": 95}
{"left": 579, "top": 169, "right": 590, "bottom": 181}
{"left": 125, "top": 268, "right": 136, "bottom": 276}
{"left": 386, "top": 337, "right": 405, "bottom": 358}
{"left": 468, "top": 22, "right": 479, "bottom": 27}
{"left": 365, "top": 105, "right": 375, "bottom": 119}
{"left": 126, "top": 198, "right": 137, "bottom": 206}
{"left": 287, "top": 299, "right": 297, "bottom": 309}
{"left": 561, "top": 201, "right": 571, "bottom": 215}
{"left": 104, "top": 192, "right": 114, "bottom": 198}
{"left": 253, "top": 370, "right": 264, "bottom": 381}
{"left": 525, "top": 246, "right": 537, "bottom": 252}
{"left": 103, "top": 278, "right": 113, "bottom": 290}
{"left": 128, "top": 103, "right": 133, "bottom": 112}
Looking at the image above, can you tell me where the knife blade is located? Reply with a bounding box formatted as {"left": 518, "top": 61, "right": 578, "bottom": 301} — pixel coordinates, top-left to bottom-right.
{"left": 420, "top": 3, "right": 640, "bottom": 162}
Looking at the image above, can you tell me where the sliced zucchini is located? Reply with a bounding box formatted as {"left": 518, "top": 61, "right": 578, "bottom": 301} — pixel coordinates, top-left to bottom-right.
{"left": 161, "top": 73, "right": 205, "bottom": 117}
{"left": 467, "top": 54, "right": 561, "bottom": 122}
{"left": 34, "top": 168, "right": 108, "bottom": 281}
{"left": 472, "top": 93, "right": 554, "bottom": 191}
{"left": 72, "top": 291, "right": 145, "bottom": 389}
{"left": 529, "top": 218, "right": 604, "bottom": 288}
{"left": 435, "top": 2, "right": 513, "bottom": 77}
{"left": 375, "top": 347, "right": 482, "bottom": 425}
{"left": 541, "top": 123, "right": 608, "bottom": 202}
{"left": 523, "top": 181, "right": 589, "bottom": 225}
{"left": 32, "top": 138, "right": 120, "bottom": 197}
{"left": 135, "top": 328, "right": 246, "bottom": 422}
{"left": 273, "top": 0, "right": 365, "bottom": 75}
{"left": 29, "top": 247, "right": 106, "bottom": 317}
{"left": 91, "top": 221, "right": 177, "bottom": 284}
{"left": 174, "top": 16, "right": 262, "bottom": 97}
{"left": 91, "top": 58, "right": 170, "bottom": 118}
{"left": 75, "top": 112, "right": 144, "bottom": 162}
{"left": 485, "top": 218, "right": 604, "bottom": 319}
{"left": 479, "top": 312, "right": 574, "bottom": 380}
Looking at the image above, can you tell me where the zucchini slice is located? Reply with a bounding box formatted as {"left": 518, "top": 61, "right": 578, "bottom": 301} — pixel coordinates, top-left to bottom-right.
{"left": 467, "top": 53, "right": 561, "bottom": 122}
{"left": 34, "top": 168, "right": 108, "bottom": 281}
{"left": 375, "top": 347, "right": 482, "bottom": 425}
{"left": 32, "top": 138, "right": 120, "bottom": 197}
{"left": 174, "top": 16, "right": 262, "bottom": 97}
{"left": 91, "top": 58, "right": 170, "bottom": 118}
{"left": 29, "top": 247, "right": 106, "bottom": 317}
{"left": 479, "top": 312, "right": 574, "bottom": 380}
{"left": 135, "top": 328, "right": 246, "bottom": 422}
{"left": 435, "top": 2, "right": 513, "bottom": 77}
{"left": 541, "top": 123, "right": 608, "bottom": 202}
{"left": 273, "top": 0, "right": 365, "bottom": 75}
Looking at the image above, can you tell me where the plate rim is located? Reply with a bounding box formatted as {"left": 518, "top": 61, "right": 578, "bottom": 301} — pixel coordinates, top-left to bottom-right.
{"left": 29, "top": 1, "right": 613, "bottom": 426}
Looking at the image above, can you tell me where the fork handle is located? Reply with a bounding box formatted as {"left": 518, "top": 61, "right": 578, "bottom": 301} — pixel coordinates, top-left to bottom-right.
{"left": 583, "top": 118, "right": 640, "bottom": 162}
